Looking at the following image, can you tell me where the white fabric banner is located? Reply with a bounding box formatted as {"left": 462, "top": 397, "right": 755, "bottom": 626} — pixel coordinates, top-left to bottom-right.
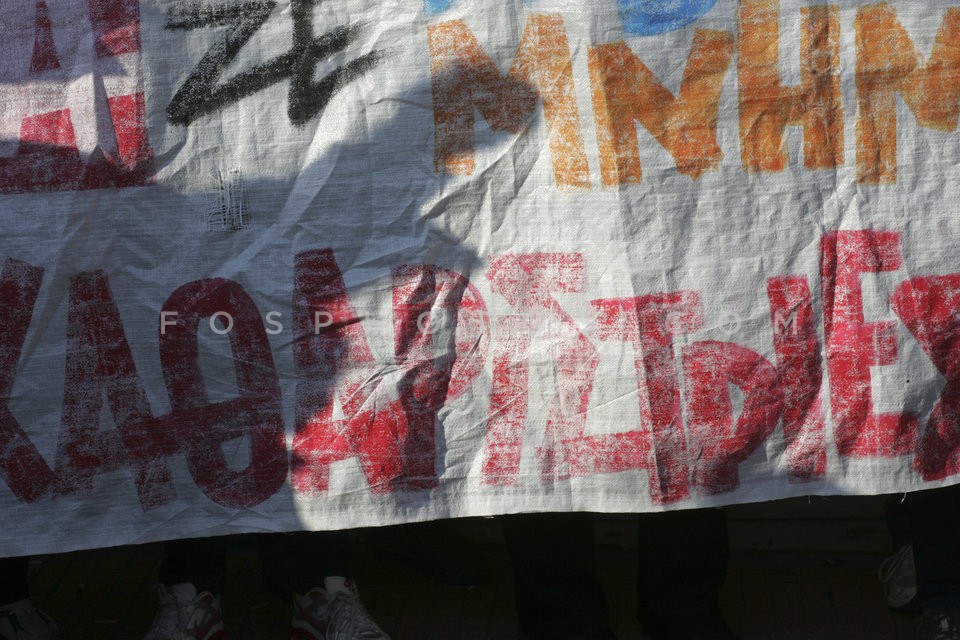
{"left": 1, "top": 0, "right": 959, "bottom": 557}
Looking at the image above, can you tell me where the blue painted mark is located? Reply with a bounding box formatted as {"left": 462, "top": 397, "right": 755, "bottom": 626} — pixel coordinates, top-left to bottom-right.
{"left": 617, "top": 0, "right": 718, "bottom": 36}
{"left": 424, "top": 0, "right": 453, "bottom": 14}
{"left": 425, "top": 0, "right": 535, "bottom": 16}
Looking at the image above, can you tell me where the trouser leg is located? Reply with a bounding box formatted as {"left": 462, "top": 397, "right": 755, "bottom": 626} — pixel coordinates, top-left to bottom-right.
{"left": 158, "top": 537, "right": 226, "bottom": 595}
{"left": 503, "top": 512, "right": 612, "bottom": 639}
{"left": 907, "top": 484, "right": 960, "bottom": 611}
{"left": 884, "top": 494, "right": 912, "bottom": 551}
{"left": 259, "top": 531, "right": 352, "bottom": 595}
{"left": 0, "top": 556, "right": 30, "bottom": 605}
{"left": 636, "top": 508, "right": 728, "bottom": 627}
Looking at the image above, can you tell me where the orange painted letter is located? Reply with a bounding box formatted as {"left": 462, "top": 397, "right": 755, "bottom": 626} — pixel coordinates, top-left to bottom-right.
{"left": 856, "top": 4, "right": 960, "bottom": 183}
{"left": 588, "top": 30, "right": 733, "bottom": 186}
{"left": 738, "top": 1, "right": 842, "bottom": 172}
{"left": 427, "top": 15, "right": 589, "bottom": 188}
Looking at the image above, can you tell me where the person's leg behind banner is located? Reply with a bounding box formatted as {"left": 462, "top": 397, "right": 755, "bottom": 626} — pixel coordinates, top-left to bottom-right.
{"left": 502, "top": 512, "right": 618, "bottom": 640}
{"left": 636, "top": 508, "right": 736, "bottom": 640}
{"left": 143, "top": 536, "right": 227, "bottom": 640}
{"left": 366, "top": 519, "right": 488, "bottom": 587}
{"left": 260, "top": 530, "right": 391, "bottom": 640}
{"left": 0, "top": 555, "right": 60, "bottom": 640}
{"left": 877, "top": 493, "right": 920, "bottom": 612}
{"left": 907, "top": 484, "right": 960, "bottom": 640}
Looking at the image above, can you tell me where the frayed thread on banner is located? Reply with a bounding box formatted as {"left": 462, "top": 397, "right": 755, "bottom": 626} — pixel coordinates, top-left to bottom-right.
{"left": 206, "top": 169, "right": 249, "bottom": 231}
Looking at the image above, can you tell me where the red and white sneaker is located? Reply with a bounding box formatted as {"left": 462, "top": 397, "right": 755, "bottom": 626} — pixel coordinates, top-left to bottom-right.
{"left": 142, "top": 583, "right": 225, "bottom": 640}
{"left": 291, "top": 577, "right": 390, "bottom": 640}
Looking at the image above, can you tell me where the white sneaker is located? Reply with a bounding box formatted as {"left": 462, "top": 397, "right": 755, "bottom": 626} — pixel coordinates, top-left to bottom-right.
{"left": 878, "top": 544, "right": 919, "bottom": 610}
{"left": 291, "top": 577, "right": 390, "bottom": 640}
{"left": 0, "top": 599, "right": 60, "bottom": 640}
{"left": 142, "top": 583, "right": 225, "bottom": 640}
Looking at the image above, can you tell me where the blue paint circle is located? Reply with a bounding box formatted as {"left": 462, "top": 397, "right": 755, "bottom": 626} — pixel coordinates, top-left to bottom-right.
{"left": 618, "top": 0, "right": 719, "bottom": 36}
{"left": 424, "top": 0, "right": 453, "bottom": 15}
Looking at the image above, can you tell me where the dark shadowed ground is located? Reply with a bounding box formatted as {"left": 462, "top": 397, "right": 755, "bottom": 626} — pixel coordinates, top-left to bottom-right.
{"left": 25, "top": 495, "right": 921, "bottom": 640}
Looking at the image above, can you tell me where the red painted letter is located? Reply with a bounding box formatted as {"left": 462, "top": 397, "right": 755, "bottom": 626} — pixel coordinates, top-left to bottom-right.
{"left": 484, "top": 253, "right": 598, "bottom": 484}
{"left": 591, "top": 291, "right": 703, "bottom": 504}
{"left": 891, "top": 275, "right": 960, "bottom": 480}
{"left": 291, "top": 249, "right": 408, "bottom": 495}
{"left": 767, "top": 275, "right": 826, "bottom": 479}
{"left": 56, "top": 270, "right": 175, "bottom": 509}
{"left": 683, "top": 341, "right": 783, "bottom": 495}
{"left": 0, "top": 259, "right": 55, "bottom": 502}
{"left": 821, "top": 230, "right": 917, "bottom": 456}
{"left": 160, "top": 279, "right": 287, "bottom": 509}
{"left": 392, "top": 264, "right": 488, "bottom": 490}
